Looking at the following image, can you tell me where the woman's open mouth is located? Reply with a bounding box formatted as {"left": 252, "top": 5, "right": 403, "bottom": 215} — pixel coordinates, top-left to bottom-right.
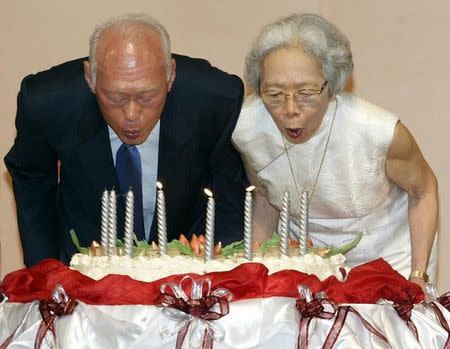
{"left": 286, "top": 128, "right": 303, "bottom": 139}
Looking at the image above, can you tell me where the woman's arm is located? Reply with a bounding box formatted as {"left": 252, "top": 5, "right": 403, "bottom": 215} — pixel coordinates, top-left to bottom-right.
{"left": 385, "top": 121, "right": 438, "bottom": 288}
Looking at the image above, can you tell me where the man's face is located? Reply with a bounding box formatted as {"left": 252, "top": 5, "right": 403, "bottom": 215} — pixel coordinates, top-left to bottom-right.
{"left": 85, "top": 29, "right": 175, "bottom": 145}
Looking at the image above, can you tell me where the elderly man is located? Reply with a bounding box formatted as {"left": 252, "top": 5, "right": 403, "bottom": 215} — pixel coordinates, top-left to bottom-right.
{"left": 5, "top": 14, "right": 247, "bottom": 267}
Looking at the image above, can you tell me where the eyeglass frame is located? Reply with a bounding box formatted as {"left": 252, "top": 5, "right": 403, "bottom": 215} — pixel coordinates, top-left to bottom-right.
{"left": 260, "top": 80, "right": 328, "bottom": 107}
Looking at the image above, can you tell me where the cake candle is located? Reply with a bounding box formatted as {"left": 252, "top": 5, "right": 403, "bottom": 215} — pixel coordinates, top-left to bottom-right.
{"left": 299, "top": 190, "right": 309, "bottom": 256}
{"left": 244, "top": 185, "right": 255, "bottom": 260}
{"left": 204, "top": 188, "right": 215, "bottom": 261}
{"left": 280, "top": 191, "right": 290, "bottom": 256}
{"left": 100, "top": 189, "right": 110, "bottom": 252}
{"left": 124, "top": 188, "right": 134, "bottom": 257}
{"left": 156, "top": 181, "right": 167, "bottom": 256}
{"left": 108, "top": 189, "right": 117, "bottom": 256}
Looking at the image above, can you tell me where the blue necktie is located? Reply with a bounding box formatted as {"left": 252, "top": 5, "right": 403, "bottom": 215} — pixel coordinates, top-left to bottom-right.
{"left": 116, "top": 143, "right": 145, "bottom": 240}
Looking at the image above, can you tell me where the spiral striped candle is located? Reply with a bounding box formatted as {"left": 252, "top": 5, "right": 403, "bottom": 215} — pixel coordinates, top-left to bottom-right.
{"left": 204, "top": 188, "right": 215, "bottom": 261}
{"left": 299, "top": 191, "right": 309, "bottom": 257}
{"left": 280, "top": 191, "right": 290, "bottom": 256}
{"left": 244, "top": 186, "right": 255, "bottom": 260}
{"left": 156, "top": 181, "right": 167, "bottom": 256}
{"left": 108, "top": 189, "right": 117, "bottom": 256}
{"left": 100, "top": 189, "right": 110, "bottom": 251}
{"left": 124, "top": 189, "right": 134, "bottom": 257}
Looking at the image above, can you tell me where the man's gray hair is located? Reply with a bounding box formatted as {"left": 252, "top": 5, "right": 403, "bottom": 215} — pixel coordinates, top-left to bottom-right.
{"left": 245, "top": 13, "right": 354, "bottom": 95}
{"left": 88, "top": 13, "right": 172, "bottom": 86}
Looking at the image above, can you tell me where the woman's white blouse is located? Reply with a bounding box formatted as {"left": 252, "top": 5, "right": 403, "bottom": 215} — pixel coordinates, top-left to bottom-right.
{"left": 232, "top": 93, "right": 437, "bottom": 280}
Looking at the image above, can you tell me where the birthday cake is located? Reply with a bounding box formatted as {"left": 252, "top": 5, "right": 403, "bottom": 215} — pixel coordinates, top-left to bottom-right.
{"left": 5, "top": 191, "right": 449, "bottom": 348}
{"left": 3, "top": 249, "right": 449, "bottom": 348}
{"left": 3, "top": 232, "right": 448, "bottom": 348}
{"left": 69, "top": 233, "right": 360, "bottom": 282}
{"left": 70, "top": 251, "right": 347, "bottom": 282}
{"left": 66, "top": 184, "right": 362, "bottom": 283}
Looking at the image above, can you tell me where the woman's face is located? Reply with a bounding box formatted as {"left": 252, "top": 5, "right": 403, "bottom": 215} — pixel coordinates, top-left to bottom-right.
{"left": 260, "top": 46, "right": 334, "bottom": 144}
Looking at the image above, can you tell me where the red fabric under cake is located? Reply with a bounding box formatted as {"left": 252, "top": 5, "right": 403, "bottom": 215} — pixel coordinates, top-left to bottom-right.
{"left": 0, "top": 258, "right": 424, "bottom": 305}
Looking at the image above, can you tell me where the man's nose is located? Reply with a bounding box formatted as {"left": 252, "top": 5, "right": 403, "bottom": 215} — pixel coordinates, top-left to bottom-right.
{"left": 124, "top": 100, "right": 141, "bottom": 122}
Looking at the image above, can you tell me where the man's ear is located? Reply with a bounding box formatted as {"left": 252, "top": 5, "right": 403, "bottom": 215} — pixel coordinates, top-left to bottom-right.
{"left": 167, "top": 58, "right": 176, "bottom": 92}
{"left": 83, "top": 60, "right": 95, "bottom": 93}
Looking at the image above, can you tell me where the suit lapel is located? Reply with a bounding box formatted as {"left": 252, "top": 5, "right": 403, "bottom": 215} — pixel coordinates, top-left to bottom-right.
{"left": 76, "top": 99, "right": 117, "bottom": 191}
{"left": 76, "top": 125, "right": 117, "bottom": 190}
{"left": 149, "top": 88, "right": 201, "bottom": 240}
{"left": 150, "top": 91, "right": 194, "bottom": 239}
{"left": 150, "top": 102, "right": 175, "bottom": 240}
{"left": 73, "top": 100, "right": 125, "bottom": 236}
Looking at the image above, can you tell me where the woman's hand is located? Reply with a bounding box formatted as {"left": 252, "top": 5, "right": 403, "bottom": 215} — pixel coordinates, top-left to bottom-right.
{"left": 409, "top": 276, "right": 429, "bottom": 300}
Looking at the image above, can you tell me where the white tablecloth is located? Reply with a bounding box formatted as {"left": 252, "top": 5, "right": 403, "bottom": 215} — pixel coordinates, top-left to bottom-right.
{"left": 1, "top": 297, "right": 449, "bottom": 348}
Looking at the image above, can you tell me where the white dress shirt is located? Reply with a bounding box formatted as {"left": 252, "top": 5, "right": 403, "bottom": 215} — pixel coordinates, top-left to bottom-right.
{"left": 108, "top": 122, "right": 160, "bottom": 240}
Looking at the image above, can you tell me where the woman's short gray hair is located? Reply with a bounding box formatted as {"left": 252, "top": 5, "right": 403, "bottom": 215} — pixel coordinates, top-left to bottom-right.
{"left": 245, "top": 13, "right": 354, "bottom": 95}
{"left": 88, "top": 13, "right": 172, "bottom": 86}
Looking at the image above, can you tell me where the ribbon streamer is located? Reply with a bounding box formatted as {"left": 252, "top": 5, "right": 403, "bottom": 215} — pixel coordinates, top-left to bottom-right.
{"left": 156, "top": 276, "right": 232, "bottom": 349}
{"left": 425, "top": 301, "right": 450, "bottom": 349}
{"left": 323, "top": 305, "right": 388, "bottom": 348}
{"left": 0, "top": 301, "right": 37, "bottom": 349}
{"left": 0, "top": 333, "right": 14, "bottom": 349}
{"left": 393, "top": 289, "right": 419, "bottom": 341}
{"left": 296, "top": 285, "right": 337, "bottom": 349}
{"left": 296, "top": 298, "right": 337, "bottom": 348}
{"left": 296, "top": 284, "right": 388, "bottom": 349}
{"left": 34, "top": 284, "right": 78, "bottom": 349}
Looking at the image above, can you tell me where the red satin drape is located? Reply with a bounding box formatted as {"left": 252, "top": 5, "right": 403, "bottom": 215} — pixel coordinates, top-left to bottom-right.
{"left": 0, "top": 258, "right": 424, "bottom": 305}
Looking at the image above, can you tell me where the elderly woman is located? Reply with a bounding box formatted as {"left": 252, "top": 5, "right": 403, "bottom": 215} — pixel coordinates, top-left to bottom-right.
{"left": 232, "top": 13, "right": 438, "bottom": 288}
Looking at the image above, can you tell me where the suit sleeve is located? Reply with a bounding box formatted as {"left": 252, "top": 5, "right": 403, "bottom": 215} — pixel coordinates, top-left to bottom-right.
{"left": 210, "top": 75, "right": 248, "bottom": 244}
{"left": 4, "top": 76, "right": 59, "bottom": 267}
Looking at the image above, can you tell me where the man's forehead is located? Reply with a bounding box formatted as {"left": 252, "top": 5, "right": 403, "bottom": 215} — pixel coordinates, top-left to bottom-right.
{"left": 97, "top": 27, "right": 164, "bottom": 61}
{"left": 96, "top": 44, "right": 166, "bottom": 74}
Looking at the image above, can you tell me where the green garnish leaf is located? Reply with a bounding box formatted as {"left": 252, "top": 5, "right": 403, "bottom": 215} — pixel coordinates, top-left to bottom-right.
{"left": 329, "top": 232, "right": 363, "bottom": 256}
{"left": 167, "top": 239, "right": 192, "bottom": 256}
{"left": 133, "top": 234, "right": 149, "bottom": 247}
{"left": 260, "top": 232, "right": 281, "bottom": 252}
{"left": 222, "top": 240, "right": 245, "bottom": 257}
{"left": 308, "top": 232, "right": 363, "bottom": 258}
{"left": 70, "top": 229, "right": 88, "bottom": 254}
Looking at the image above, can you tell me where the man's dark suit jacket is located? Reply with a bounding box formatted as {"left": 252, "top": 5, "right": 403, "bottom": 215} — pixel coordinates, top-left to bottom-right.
{"left": 5, "top": 54, "right": 247, "bottom": 267}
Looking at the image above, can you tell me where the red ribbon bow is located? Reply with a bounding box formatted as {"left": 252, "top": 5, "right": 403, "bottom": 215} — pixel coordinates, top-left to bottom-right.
{"left": 296, "top": 298, "right": 336, "bottom": 319}
{"left": 296, "top": 284, "right": 388, "bottom": 349}
{"left": 156, "top": 293, "right": 229, "bottom": 321}
{"left": 438, "top": 292, "right": 450, "bottom": 311}
{"left": 34, "top": 285, "right": 77, "bottom": 349}
{"left": 156, "top": 276, "right": 231, "bottom": 349}
{"left": 0, "top": 285, "right": 77, "bottom": 349}
{"left": 296, "top": 286, "right": 338, "bottom": 349}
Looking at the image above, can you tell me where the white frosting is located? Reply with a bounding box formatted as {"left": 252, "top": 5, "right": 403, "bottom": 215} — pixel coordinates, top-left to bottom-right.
{"left": 70, "top": 252, "right": 348, "bottom": 282}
